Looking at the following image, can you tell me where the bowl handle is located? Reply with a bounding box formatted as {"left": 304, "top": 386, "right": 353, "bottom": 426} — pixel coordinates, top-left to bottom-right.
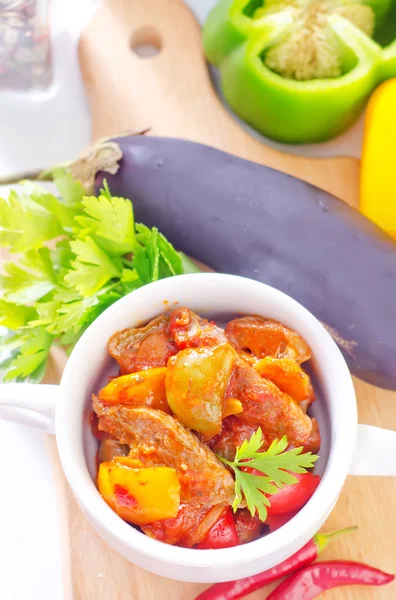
{"left": 348, "top": 424, "right": 396, "bottom": 475}
{"left": 0, "top": 384, "right": 58, "bottom": 434}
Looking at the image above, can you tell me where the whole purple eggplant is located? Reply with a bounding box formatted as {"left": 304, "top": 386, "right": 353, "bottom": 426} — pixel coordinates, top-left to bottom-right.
{"left": 94, "top": 136, "right": 396, "bottom": 390}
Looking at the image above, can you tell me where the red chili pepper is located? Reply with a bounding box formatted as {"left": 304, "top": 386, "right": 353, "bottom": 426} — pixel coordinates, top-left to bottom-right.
{"left": 240, "top": 470, "right": 320, "bottom": 516}
{"left": 194, "top": 526, "right": 357, "bottom": 600}
{"left": 196, "top": 507, "right": 240, "bottom": 549}
{"left": 266, "top": 560, "right": 394, "bottom": 599}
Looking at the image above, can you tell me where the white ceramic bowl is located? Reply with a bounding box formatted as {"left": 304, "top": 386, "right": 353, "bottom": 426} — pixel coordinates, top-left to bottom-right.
{"left": 1, "top": 273, "right": 396, "bottom": 583}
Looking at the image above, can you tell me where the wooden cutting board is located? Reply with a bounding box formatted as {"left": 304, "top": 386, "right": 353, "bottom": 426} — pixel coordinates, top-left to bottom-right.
{"left": 10, "top": 0, "right": 396, "bottom": 598}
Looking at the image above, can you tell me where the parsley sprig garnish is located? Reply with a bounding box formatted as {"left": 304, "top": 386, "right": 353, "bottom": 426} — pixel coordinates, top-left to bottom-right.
{"left": 218, "top": 428, "right": 319, "bottom": 521}
{"left": 0, "top": 172, "right": 198, "bottom": 383}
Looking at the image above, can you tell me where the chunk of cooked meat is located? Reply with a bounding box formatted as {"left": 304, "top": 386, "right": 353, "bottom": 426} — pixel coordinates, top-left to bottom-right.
{"left": 225, "top": 316, "right": 311, "bottom": 363}
{"left": 226, "top": 362, "right": 320, "bottom": 452}
{"left": 210, "top": 410, "right": 319, "bottom": 462}
{"left": 304, "top": 417, "right": 321, "bottom": 454}
{"left": 108, "top": 315, "right": 177, "bottom": 374}
{"left": 93, "top": 401, "right": 236, "bottom": 508}
{"left": 99, "top": 439, "right": 129, "bottom": 462}
{"left": 169, "top": 307, "right": 227, "bottom": 349}
{"left": 143, "top": 504, "right": 225, "bottom": 547}
{"left": 208, "top": 416, "right": 263, "bottom": 461}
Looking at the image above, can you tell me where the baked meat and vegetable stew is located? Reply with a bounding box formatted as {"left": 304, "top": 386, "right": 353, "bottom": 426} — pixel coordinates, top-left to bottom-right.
{"left": 91, "top": 307, "right": 321, "bottom": 549}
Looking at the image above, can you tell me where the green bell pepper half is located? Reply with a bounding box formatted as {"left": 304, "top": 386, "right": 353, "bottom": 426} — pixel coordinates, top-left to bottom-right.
{"left": 203, "top": 0, "right": 396, "bottom": 143}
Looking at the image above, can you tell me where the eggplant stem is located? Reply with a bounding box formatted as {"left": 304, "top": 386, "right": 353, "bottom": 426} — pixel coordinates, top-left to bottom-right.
{"left": 0, "top": 128, "right": 151, "bottom": 190}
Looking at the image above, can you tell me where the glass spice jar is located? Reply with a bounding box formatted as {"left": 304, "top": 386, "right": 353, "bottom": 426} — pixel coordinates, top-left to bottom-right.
{"left": 0, "top": 0, "right": 52, "bottom": 93}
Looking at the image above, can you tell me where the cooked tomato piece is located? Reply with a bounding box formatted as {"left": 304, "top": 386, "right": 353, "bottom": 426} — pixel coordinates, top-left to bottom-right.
{"left": 109, "top": 315, "right": 177, "bottom": 374}
{"left": 255, "top": 357, "right": 315, "bottom": 407}
{"left": 196, "top": 507, "right": 240, "bottom": 549}
{"left": 143, "top": 504, "right": 225, "bottom": 547}
{"left": 265, "top": 511, "right": 298, "bottom": 532}
{"left": 169, "top": 307, "right": 227, "bottom": 349}
{"left": 165, "top": 344, "right": 236, "bottom": 437}
{"left": 234, "top": 509, "right": 263, "bottom": 544}
{"left": 225, "top": 316, "right": 311, "bottom": 363}
{"left": 265, "top": 472, "right": 321, "bottom": 515}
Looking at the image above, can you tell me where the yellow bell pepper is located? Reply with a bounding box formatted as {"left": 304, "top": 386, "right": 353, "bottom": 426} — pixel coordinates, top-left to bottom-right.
{"left": 98, "top": 367, "right": 169, "bottom": 413}
{"left": 223, "top": 398, "right": 243, "bottom": 418}
{"left": 361, "top": 79, "right": 396, "bottom": 238}
{"left": 98, "top": 458, "right": 180, "bottom": 526}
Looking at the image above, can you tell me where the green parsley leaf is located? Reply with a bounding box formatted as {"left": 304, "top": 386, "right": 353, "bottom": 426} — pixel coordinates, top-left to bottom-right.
{"left": 0, "top": 248, "right": 56, "bottom": 304}
{"left": 53, "top": 168, "right": 85, "bottom": 206}
{"left": 49, "top": 296, "right": 100, "bottom": 336}
{"left": 134, "top": 226, "right": 160, "bottom": 283}
{"left": 0, "top": 189, "right": 62, "bottom": 252}
{"left": 49, "top": 240, "right": 75, "bottom": 281}
{"left": 2, "top": 327, "right": 52, "bottom": 383}
{"left": 244, "top": 438, "right": 319, "bottom": 485}
{"left": 157, "top": 233, "right": 183, "bottom": 276}
{"left": 218, "top": 428, "right": 319, "bottom": 522}
{"left": 0, "top": 329, "right": 24, "bottom": 381}
{"left": 180, "top": 252, "right": 201, "bottom": 274}
{"left": 233, "top": 471, "right": 274, "bottom": 520}
{"left": 0, "top": 300, "right": 37, "bottom": 330}
{"left": 21, "top": 181, "right": 81, "bottom": 233}
{"left": 77, "top": 289, "right": 122, "bottom": 332}
{"left": 76, "top": 194, "right": 136, "bottom": 256}
{"left": 99, "top": 180, "right": 112, "bottom": 199}
{"left": 235, "top": 427, "right": 266, "bottom": 458}
{"left": 26, "top": 300, "right": 61, "bottom": 329}
{"left": 55, "top": 289, "right": 122, "bottom": 349}
{"left": 120, "top": 268, "right": 142, "bottom": 294}
{"left": 121, "top": 268, "right": 140, "bottom": 283}
{"left": 64, "top": 237, "right": 121, "bottom": 296}
{"left": 134, "top": 224, "right": 184, "bottom": 283}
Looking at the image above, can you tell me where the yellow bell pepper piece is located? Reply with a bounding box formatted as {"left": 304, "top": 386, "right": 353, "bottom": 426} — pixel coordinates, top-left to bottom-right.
{"left": 114, "top": 456, "right": 144, "bottom": 468}
{"left": 223, "top": 398, "right": 243, "bottom": 418}
{"left": 97, "top": 461, "right": 117, "bottom": 512}
{"left": 361, "top": 79, "right": 396, "bottom": 238}
{"left": 98, "top": 461, "right": 180, "bottom": 526}
{"left": 98, "top": 367, "right": 169, "bottom": 413}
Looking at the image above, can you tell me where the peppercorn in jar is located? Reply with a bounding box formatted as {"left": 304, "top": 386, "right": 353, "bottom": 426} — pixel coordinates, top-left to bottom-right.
{"left": 0, "top": 0, "right": 52, "bottom": 92}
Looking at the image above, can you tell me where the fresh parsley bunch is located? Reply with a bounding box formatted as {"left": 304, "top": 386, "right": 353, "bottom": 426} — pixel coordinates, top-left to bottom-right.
{"left": 0, "top": 171, "right": 198, "bottom": 383}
